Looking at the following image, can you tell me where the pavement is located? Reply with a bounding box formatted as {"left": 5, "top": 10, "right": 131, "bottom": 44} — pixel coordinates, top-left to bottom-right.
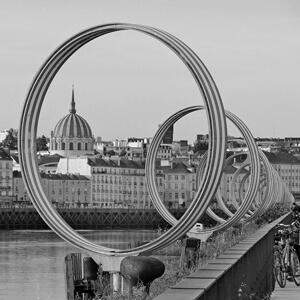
{"left": 271, "top": 280, "right": 300, "bottom": 300}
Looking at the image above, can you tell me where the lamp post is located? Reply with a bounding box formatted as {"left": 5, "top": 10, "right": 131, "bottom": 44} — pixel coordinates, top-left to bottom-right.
{"left": 77, "top": 189, "right": 81, "bottom": 208}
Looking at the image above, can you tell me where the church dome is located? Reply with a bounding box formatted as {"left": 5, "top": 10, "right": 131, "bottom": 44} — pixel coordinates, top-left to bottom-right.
{"left": 52, "top": 88, "right": 93, "bottom": 138}
{"left": 50, "top": 86, "right": 95, "bottom": 157}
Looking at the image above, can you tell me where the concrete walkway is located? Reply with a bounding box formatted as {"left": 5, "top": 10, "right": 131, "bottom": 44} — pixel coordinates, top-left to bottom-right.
{"left": 271, "top": 280, "right": 300, "bottom": 299}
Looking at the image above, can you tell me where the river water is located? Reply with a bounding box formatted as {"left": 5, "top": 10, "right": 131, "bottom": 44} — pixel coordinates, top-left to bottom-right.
{"left": 0, "top": 229, "right": 158, "bottom": 300}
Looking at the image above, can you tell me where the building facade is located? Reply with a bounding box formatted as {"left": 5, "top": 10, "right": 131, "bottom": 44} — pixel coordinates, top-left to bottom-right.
{"left": 87, "top": 157, "right": 164, "bottom": 208}
{"left": 0, "top": 148, "right": 13, "bottom": 204}
{"left": 13, "top": 171, "right": 91, "bottom": 207}
{"left": 161, "top": 162, "right": 196, "bottom": 208}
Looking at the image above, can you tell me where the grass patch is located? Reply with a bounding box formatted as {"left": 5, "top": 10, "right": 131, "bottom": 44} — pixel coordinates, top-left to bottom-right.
{"left": 93, "top": 203, "right": 290, "bottom": 300}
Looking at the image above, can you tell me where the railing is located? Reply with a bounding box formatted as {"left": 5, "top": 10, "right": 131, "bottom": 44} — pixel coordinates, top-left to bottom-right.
{"left": 154, "top": 213, "right": 293, "bottom": 300}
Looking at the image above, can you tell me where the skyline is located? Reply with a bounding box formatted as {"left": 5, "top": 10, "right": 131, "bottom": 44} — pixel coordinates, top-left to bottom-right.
{"left": 1, "top": 1, "right": 300, "bottom": 143}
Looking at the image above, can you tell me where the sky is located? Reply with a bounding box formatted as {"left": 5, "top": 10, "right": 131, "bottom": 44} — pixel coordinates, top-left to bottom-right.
{"left": 0, "top": 0, "right": 300, "bottom": 144}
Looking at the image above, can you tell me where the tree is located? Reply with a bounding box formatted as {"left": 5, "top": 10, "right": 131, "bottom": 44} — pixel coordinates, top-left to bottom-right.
{"left": 107, "top": 150, "right": 115, "bottom": 157}
{"left": 2, "top": 128, "right": 18, "bottom": 150}
{"left": 120, "top": 149, "right": 127, "bottom": 157}
{"left": 36, "top": 135, "right": 49, "bottom": 151}
{"left": 193, "top": 140, "right": 209, "bottom": 152}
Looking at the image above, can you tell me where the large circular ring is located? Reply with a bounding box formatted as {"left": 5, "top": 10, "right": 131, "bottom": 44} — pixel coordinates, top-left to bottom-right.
{"left": 19, "top": 24, "right": 227, "bottom": 256}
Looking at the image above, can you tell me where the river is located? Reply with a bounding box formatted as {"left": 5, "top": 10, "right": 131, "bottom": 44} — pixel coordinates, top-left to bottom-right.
{"left": 0, "top": 229, "right": 158, "bottom": 300}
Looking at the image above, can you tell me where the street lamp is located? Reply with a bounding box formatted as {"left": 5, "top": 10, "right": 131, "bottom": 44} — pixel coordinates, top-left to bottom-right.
{"left": 77, "top": 189, "right": 81, "bottom": 208}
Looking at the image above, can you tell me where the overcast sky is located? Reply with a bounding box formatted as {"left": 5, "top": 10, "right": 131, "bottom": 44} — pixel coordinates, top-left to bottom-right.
{"left": 1, "top": 0, "right": 300, "bottom": 143}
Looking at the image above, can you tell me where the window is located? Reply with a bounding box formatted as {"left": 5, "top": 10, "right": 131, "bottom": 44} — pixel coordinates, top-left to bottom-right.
{"left": 78, "top": 143, "right": 81, "bottom": 150}
{"left": 62, "top": 142, "right": 65, "bottom": 150}
{"left": 69, "top": 142, "right": 74, "bottom": 150}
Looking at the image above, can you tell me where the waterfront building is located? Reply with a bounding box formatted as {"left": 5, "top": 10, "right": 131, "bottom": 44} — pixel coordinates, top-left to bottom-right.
{"left": 218, "top": 164, "right": 251, "bottom": 208}
{"left": 161, "top": 161, "right": 196, "bottom": 208}
{"left": 50, "top": 86, "right": 95, "bottom": 157}
{"left": 13, "top": 171, "right": 91, "bottom": 207}
{"left": 89, "top": 157, "right": 164, "bottom": 208}
{"left": 263, "top": 152, "right": 300, "bottom": 201}
{"left": 0, "top": 148, "right": 13, "bottom": 205}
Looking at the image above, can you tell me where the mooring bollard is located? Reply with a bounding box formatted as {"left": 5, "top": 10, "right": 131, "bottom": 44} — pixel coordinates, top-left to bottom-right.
{"left": 120, "top": 256, "right": 165, "bottom": 295}
{"left": 180, "top": 237, "right": 201, "bottom": 269}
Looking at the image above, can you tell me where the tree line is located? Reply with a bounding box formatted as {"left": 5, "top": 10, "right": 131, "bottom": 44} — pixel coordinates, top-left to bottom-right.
{"left": 1, "top": 128, "right": 49, "bottom": 151}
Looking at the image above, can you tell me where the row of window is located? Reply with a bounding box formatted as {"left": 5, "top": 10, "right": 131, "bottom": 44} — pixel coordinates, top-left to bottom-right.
{"left": 0, "top": 163, "right": 10, "bottom": 169}
{"left": 92, "top": 168, "right": 146, "bottom": 176}
{"left": 168, "top": 192, "right": 186, "bottom": 199}
{"left": 92, "top": 194, "right": 154, "bottom": 201}
{"left": 47, "top": 181, "right": 89, "bottom": 186}
{"left": 167, "top": 175, "right": 187, "bottom": 180}
{"left": 52, "top": 142, "right": 89, "bottom": 151}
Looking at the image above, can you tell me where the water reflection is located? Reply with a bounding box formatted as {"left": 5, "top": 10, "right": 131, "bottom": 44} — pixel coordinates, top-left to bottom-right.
{"left": 0, "top": 229, "right": 158, "bottom": 300}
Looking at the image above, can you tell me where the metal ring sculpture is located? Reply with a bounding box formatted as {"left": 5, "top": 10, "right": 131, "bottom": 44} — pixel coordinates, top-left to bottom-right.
{"left": 197, "top": 133, "right": 293, "bottom": 224}
{"left": 147, "top": 105, "right": 295, "bottom": 232}
{"left": 18, "top": 24, "right": 227, "bottom": 256}
{"left": 146, "top": 105, "right": 261, "bottom": 233}
{"left": 197, "top": 138, "right": 291, "bottom": 224}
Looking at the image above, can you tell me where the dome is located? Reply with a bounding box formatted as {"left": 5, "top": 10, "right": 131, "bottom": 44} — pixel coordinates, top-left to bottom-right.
{"left": 52, "top": 88, "right": 93, "bottom": 138}
{"left": 53, "top": 113, "right": 93, "bottom": 138}
{"left": 50, "top": 85, "right": 94, "bottom": 157}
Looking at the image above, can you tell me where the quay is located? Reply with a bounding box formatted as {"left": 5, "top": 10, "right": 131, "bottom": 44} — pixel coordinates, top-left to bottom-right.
{"left": 153, "top": 213, "right": 300, "bottom": 300}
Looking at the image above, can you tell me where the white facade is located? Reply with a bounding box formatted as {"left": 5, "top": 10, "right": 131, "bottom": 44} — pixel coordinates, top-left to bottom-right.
{"left": 56, "top": 156, "right": 92, "bottom": 177}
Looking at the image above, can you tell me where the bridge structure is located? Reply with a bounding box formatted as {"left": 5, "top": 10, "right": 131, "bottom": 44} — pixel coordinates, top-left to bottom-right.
{"left": 0, "top": 207, "right": 191, "bottom": 230}
{"left": 17, "top": 23, "right": 297, "bottom": 297}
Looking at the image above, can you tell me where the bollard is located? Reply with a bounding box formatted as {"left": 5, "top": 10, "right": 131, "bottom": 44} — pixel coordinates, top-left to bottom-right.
{"left": 120, "top": 256, "right": 165, "bottom": 295}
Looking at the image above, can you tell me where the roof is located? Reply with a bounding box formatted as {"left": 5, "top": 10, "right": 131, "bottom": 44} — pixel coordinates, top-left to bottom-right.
{"left": 13, "top": 170, "right": 90, "bottom": 181}
{"left": 11, "top": 154, "right": 19, "bottom": 163}
{"left": 52, "top": 87, "right": 93, "bottom": 138}
{"left": 263, "top": 151, "right": 300, "bottom": 165}
{"left": 47, "top": 173, "right": 90, "bottom": 181}
{"left": 38, "top": 154, "right": 63, "bottom": 166}
{"left": 0, "top": 148, "right": 12, "bottom": 161}
{"left": 88, "top": 157, "right": 145, "bottom": 169}
{"left": 160, "top": 162, "right": 194, "bottom": 174}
